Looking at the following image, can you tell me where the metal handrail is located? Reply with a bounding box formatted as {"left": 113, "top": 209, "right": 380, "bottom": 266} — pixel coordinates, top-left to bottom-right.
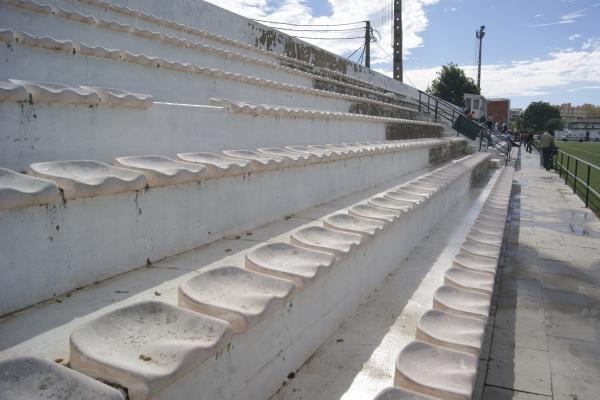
{"left": 416, "top": 90, "right": 511, "bottom": 158}
{"left": 554, "top": 149, "right": 599, "bottom": 209}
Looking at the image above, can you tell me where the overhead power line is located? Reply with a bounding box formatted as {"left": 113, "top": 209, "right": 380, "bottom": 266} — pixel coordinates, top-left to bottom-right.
{"left": 403, "top": 72, "right": 417, "bottom": 88}
{"left": 374, "top": 40, "right": 391, "bottom": 58}
{"left": 270, "top": 26, "right": 365, "bottom": 32}
{"left": 372, "top": 41, "right": 417, "bottom": 88}
{"left": 347, "top": 44, "right": 365, "bottom": 60}
{"left": 252, "top": 19, "right": 366, "bottom": 27}
{"left": 358, "top": 46, "right": 366, "bottom": 65}
{"left": 293, "top": 35, "right": 365, "bottom": 40}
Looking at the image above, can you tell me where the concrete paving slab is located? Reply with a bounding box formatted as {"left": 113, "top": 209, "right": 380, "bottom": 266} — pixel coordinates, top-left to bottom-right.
{"left": 551, "top": 373, "right": 600, "bottom": 400}
{"left": 492, "top": 306, "right": 548, "bottom": 351}
{"left": 482, "top": 386, "right": 550, "bottom": 400}
{"left": 548, "top": 336, "right": 600, "bottom": 383}
{"left": 485, "top": 342, "right": 552, "bottom": 396}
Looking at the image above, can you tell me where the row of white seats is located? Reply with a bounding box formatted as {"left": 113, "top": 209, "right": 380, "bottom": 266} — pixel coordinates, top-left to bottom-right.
{"left": 1, "top": 0, "right": 416, "bottom": 110}
{"left": 1, "top": 138, "right": 459, "bottom": 317}
{"left": 0, "top": 79, "right": 153, "bottom": 107}
{"left": 66, "top": 0, "right": 411, "bottom": 100}
{"left": 208, "top": 98, "right": 435, "bottom": 124}
{"left": 0, "top": 139, "right": 445, "bottom": 210}
{"left": 0, "top": 28, "right": 415, "bottom": 116}
{"left": 0, "top": 153, "right": 489, "bottom": 400}
{"left": 373, "top": 166, "right": 515, "bottom": 400}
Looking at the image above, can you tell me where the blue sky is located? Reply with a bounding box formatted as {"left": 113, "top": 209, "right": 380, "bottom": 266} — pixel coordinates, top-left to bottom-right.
{"left": 208, "top": 0, "right": 600, "bottom": 108}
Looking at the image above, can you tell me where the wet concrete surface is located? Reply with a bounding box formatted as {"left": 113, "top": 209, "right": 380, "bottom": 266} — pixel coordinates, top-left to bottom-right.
{"left": 476, "top": 150, "right": 600, "bottom": 400}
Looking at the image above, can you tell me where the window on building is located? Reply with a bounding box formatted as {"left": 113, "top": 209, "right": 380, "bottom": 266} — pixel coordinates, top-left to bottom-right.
{"left": 473, "top": 99, "right": 480, "bottom": 110}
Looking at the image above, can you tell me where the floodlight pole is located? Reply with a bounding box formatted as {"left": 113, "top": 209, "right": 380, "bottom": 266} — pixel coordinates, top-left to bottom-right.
{"left": 393, "top": 0, "right": 403, "bottom": 81}
{"left": 476, "top": 25, "right": 486, "bottom": 91}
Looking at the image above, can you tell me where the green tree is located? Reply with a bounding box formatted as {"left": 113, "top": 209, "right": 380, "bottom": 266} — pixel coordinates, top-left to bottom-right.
{"left": 545, "top": 118, "right": 564, "bottom": 134}
{"left": 522, "top": 102, "right": 561, "bottom": 132}
{"left": 427, "top": 63, "right": 479, "bottom": 106}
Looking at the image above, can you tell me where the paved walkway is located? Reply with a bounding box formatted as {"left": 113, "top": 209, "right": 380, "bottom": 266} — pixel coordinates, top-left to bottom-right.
{"left": 476, "top": 149, "right": 600, "bottom": 400}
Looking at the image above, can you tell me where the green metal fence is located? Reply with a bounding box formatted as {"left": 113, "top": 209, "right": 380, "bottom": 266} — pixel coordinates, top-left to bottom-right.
{"left": 554, "top": 150, "right": 600, "bottom": 214}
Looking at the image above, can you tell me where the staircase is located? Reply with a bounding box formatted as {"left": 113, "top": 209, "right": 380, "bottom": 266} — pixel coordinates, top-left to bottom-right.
{"left": 0, "top": 1, "right": 514, "bottom": 399}
{"left": 414, "top": 90, "right": 512, "bottom": 161}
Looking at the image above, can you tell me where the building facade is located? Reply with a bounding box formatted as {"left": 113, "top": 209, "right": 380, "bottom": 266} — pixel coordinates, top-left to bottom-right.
{"left": 487, "top": 98, "right": 511, "bottom": 124}
{"left": 560, "top": 103, "right": 600, "bottom": 119}
{"left": 463, "top": 93, "right": 488, "bottom": 120}
{"left": 510, "top": 108, "right": 522, "bottom": 122}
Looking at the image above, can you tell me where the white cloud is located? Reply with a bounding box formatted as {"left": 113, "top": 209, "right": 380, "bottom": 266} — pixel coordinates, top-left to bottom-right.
{"left": 203, "top": 0, "right": 439, "bottom": 63}
{"left": 525, "top": 8, "right": 586, "bottom": 27}
{"left": 569, "top": 33, "right": 581, "bottom": 40}
{"left": 533, "top": 14, "right": 542, "bottom": 18}
{"left": 582, "top": 37, "right": 600, "bottom": 50}
{"left": 400, "top": 41, "right": 600, "bottom": 98}
{"left": 568, "top": 85, "right": 600, "bottom": 92}
{"left": 561, "top": 8, "right": 586, "bottom": 21}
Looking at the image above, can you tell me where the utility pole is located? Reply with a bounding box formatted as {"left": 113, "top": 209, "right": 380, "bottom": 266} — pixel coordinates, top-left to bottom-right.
{"left": 476, "top": 25, "right": 485, "bottom": 91}
{"left": 364, "top": 20, "right": 371, "bottom": 68}
{"left": 393, "top": 0, "right": 403, "bottom": 81}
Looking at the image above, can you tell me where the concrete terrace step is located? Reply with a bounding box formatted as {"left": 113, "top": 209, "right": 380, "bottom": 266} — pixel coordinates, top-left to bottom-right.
{"left": 269, "top": 166, "right": 507, "bottom": 400}
{"left": 0, "top": 0, "right": 419, "bottom": 111}
{"left": 390, "top": 166, "right": 515, "bottom": 400}
{"left": 0, "top": 28, "right": 417, "bottom": 119}
{"left": 0, "top": 153, "right": 491, "bottom": 400}
{"left": 0, "top": 80, "right": 448, "bottom": 171}
{"left": 12, "top": 0, "right": 414, "bottom": 102}
{"left": 0, "top": 138, "right": 462, "bottom": 316}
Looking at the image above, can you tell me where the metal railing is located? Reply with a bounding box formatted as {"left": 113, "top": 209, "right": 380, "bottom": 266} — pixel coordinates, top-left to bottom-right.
{"left": 416, "top": 90, "right": 511, "bottom": 160}
{"left": 554, "top": 150, "right": 600, "bottom": 211}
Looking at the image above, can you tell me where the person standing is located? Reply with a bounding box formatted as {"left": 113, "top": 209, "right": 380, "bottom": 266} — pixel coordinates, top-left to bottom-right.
{"left": 540, "top": 131, "right": 555, "bottom": 170}
{"left": 526, "top": 131, "right": 533, "bottom": 153}
{"left": 504, "top": 130, "right": 513, "bottom": 157}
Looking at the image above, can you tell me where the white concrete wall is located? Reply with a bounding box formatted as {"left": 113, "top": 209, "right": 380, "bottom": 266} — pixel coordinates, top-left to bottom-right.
{"left": 0, "top": 146, "right": 438, "bottom": 316}
{"left": 0, "top": 101, "right": 408, "bottom": 171}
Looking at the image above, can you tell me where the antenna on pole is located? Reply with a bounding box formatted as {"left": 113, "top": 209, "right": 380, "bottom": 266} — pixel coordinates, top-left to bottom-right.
{"left": 476, "top": 25, "right": 485, "bottom": 91}
{"left": 393, "top": 0, "right": 403, "bottom": 81}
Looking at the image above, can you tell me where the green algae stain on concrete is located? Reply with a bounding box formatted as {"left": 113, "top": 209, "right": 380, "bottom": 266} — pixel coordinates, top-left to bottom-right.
{"left": 386, "top": 124, "right": 443, "bottom": 140}
{"left": 248, "top": 22, "right": 355, "bottom": 74}
{"left": 349, "top": 102, "right": 417, "bottom": 119}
